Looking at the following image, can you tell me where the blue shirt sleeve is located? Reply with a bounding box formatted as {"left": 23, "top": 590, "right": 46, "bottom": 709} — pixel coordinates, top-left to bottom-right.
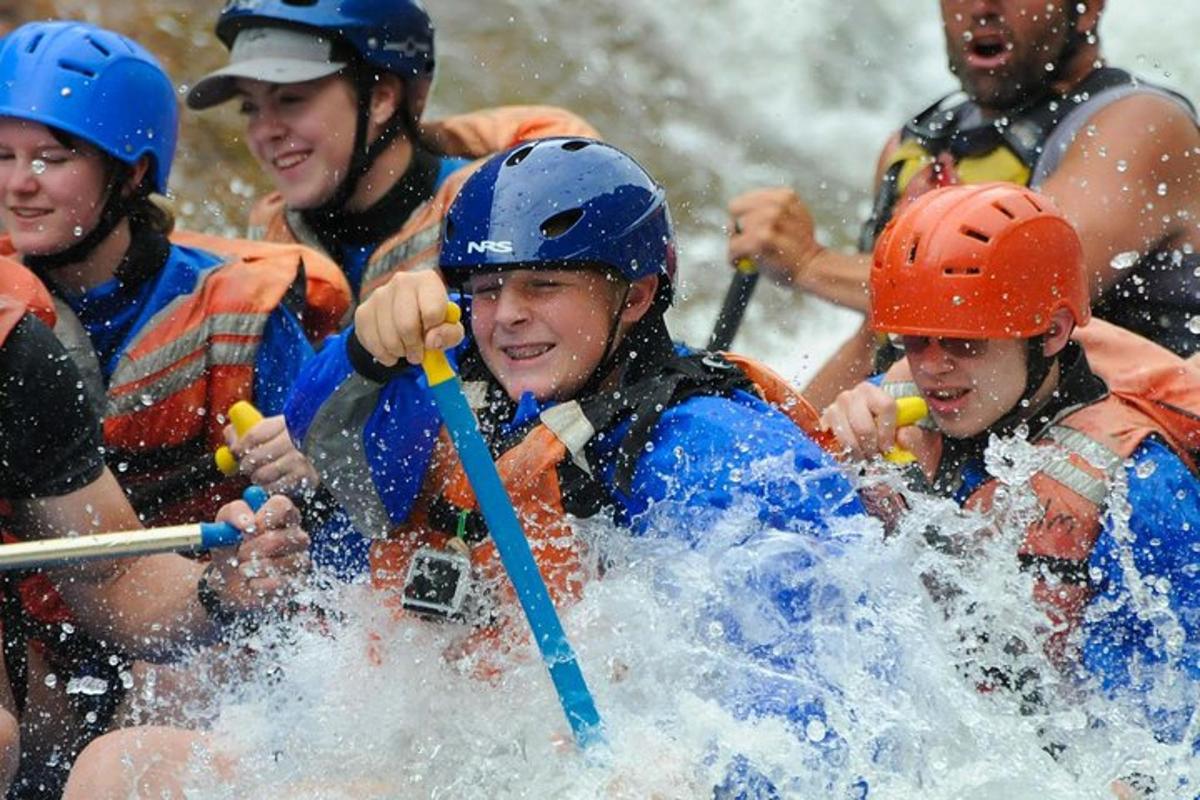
{"left": 1082, "top": 436, "right": 1200, "bottom": 742}
{"left": 607, "top": 390, "right": 864, "bottom": 541}
{"left": 253, "top": 306, "right": 314, "bottom": 416}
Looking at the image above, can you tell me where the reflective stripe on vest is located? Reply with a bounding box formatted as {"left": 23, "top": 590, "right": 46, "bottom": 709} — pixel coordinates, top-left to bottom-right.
{"left": 98, "top": 249, "right": 309, "bottom": 524}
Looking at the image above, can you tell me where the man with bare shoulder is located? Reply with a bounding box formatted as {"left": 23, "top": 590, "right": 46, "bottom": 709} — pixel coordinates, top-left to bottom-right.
{"left": 726, "top": 0, "right": 1200, "bottom": 404}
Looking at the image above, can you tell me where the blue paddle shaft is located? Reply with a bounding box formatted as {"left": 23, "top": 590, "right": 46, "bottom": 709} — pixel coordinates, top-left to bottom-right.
{"left": 427, "top": 376, "right": 604, "bottom": 747}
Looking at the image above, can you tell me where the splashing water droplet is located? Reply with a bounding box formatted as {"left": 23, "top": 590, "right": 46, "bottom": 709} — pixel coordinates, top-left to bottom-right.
{"left": 1187, "top": 316, "right": 1200, "bottom": 336}
{"left": 1110, "top": 251, "right": 1139, "bottom": 270}
{"left": 73, "top": 226, "right": 83, "bottom": 237}
{"left": 66, "top": 675, "right": 109, "bottom": 697}
{"left": 30, "top": 159, "right": 46, "bottom": 175}
{"left": 1135, "top": 460, "right": 1157, "bottom": 479}
{"left": 60, "top": 86, "right": 72, "bottom": 97}
{"left": 43, "top": 673, "right": 57, "bottom": 689}
{"left": 1157, "top": 183, "right": 1169, "bottom": 197}
{"left": 1116, "top": 160, "right": 1129, "bottom": 173}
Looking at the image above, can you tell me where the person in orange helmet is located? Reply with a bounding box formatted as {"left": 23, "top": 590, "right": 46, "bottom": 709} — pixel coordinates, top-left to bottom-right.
{"left": 821, "top": 183, "right": 1200, "bottom": 789}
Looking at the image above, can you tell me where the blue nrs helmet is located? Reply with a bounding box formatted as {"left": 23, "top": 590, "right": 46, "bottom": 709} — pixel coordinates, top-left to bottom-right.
{"left": 0, "top": 21, "right": 178, "bottom": 193}
{"left": 215, "top": 0, "right": 435, "bottom": 81}
{"left": 440, "top": 138, "right": 677, "bottom": 301}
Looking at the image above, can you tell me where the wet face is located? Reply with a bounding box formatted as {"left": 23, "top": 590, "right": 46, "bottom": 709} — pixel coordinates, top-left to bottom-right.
{"left": 940, "top": 0, "right": 1078, "bottom": 111}
{"left": 902, "top": 335, "right": 1028, "bottom": 438}
{"left": 467, "top": 268, "right": 629, "bottom": 403}
{"left": 236, "top": 75, "right": 358, "bottom": 210}
{"left": 0, "top": 119, "right": 109, "bottom": 256}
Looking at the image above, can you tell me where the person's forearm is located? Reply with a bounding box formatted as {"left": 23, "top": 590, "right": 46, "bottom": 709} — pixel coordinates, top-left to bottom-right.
{"left": 797, "top": 249, "right": 871, "bottom": 312}
{"left": 53, "top": 554, "right": 220, "bottom": 659}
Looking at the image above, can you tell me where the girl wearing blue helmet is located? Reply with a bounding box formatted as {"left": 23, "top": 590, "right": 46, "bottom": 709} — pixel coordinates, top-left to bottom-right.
{"left": 0, "top": 22, "right": 326, "bottom": 794}
{"left": 187, "top": 0, "right": 598, "bottom": 304}
{"left": 0, "top": 20, "right": 350, "bottom": 519}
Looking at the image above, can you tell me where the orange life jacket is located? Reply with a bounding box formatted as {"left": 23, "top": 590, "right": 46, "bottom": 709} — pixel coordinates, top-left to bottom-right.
{"left": 168, "top": 229, "right": 351, "bottom": 344}
{"left": 883, "top": 320, "right": 1200, "bottom": 661}
{"left": 0, "top": 232, "right": 346, "bottom": 525}
{"left": 369, "top": 352, "right": 825, "bottom": 648}
{"left": 101, "top": 243, "right": 320, "bottom": 525}
{"left": 247, "top": 106, "right": 601, "bottom": 301}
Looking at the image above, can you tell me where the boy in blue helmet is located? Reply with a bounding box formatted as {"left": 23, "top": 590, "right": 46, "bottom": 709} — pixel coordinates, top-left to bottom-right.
{"left": 288, "top": 137, "right": 862, "bottom": 580}
{"left": 63, "top": 139, "right": 866, "bottom": 798}
{"left": 294, "top": 137, "right": 865, "bottom": 795}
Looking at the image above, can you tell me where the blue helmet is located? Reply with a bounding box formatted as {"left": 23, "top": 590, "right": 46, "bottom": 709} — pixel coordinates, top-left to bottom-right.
{"left": 0, "top": 21, "right": 178, "bottom": 193}
{"left": 440, "top": 138, "right": 676, "bottom": 301}
{"left": 214, "top": 0, "right": 435, "bottom": 81}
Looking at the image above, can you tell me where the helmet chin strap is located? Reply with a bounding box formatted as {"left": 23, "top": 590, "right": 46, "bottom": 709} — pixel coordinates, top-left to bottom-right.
{"left": 301, "top": 68, "right": 409, "bottom": 225}
{"left": 24, "top": 164, "right": 134, "bottom": 274}
{"left": 985, "top": 335, "right": 1058, "bottom": 438}
{"left": 576, "top": 283, "right": 634, "bottom": 399}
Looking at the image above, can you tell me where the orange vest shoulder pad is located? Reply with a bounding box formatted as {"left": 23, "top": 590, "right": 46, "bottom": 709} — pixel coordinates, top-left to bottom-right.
{"left": 0, "top": 252, "right": 56, "bottom": 331}
{"left": 171, "top": 230, "right": 351, "bottom": 342}
{"left": 423, "top": 105, "right": 601, "bottom": 160}
{"left": 720, "top": 352, "right": 838, "bottom": 453}
{"left": 1073, "top": 318, "right": 1200, "bottom": 469}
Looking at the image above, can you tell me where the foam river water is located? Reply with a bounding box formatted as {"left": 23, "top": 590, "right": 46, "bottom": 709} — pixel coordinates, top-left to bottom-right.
{"left": 33, "top": 1, "right": 1200, "bottom": 796}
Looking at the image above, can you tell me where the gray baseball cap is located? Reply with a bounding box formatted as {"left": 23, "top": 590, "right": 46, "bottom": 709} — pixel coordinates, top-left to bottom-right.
{"left": 187, "top": 26, "right": 346, "bottom": 110}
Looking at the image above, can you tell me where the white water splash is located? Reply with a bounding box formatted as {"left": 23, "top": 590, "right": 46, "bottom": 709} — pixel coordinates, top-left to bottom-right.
{"left": 109, "top": 440, "right": 1198, "bottom": 800}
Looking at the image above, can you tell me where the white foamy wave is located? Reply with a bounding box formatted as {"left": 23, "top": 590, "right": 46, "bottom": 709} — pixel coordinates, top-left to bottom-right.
{"left": 133, "top": 443, "right": 1197, "bottom": 800}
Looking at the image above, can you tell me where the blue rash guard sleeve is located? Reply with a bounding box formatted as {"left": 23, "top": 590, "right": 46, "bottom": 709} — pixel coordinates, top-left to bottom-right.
{"left": 253, "top": 306, "right": 314, "bottom": 416}
{"left": 597, "top": 388, "right": 868, "bottom": 796}
{"left": 607, "top": 390, "right": 864, "bottom": 539}
{"left": 1082, "top": 436, "right": 1200, "bottom": 743}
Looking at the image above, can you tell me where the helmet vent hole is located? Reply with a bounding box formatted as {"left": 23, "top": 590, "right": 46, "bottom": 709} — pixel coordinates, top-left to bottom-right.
{"left": 444, "top": 219, "right": 455, "bottom": 241}
{"left": 992, "top": 201, "right": 1016, "bottom": 220}
{"left": 25, "top": 33, "right": 44, "bottom": 53}
{"left": 943, "top": 266, "right": 982, "bottom": 276}
{"left": 560, "top": 140, "right": 591, "bottom": 152}
{"left": 1024, "top": 194, "right": 1043, "bottom": 212}
{"left": 906, "top": 235, "right": 920, "bottom": 264}
{"left": 58, "top": 59, "right": 98, "bottom": 78}
{"left": 84, "top": 36, "right": 111, "bottom": 57}
{"left": 961, "top": 227, "right": 991, "bottom": 244}
{"left": 540, "top": 209, "right": 584, "bottom": 239}
{"left": 505, "top": 146, "right": 535, "bottom": 167}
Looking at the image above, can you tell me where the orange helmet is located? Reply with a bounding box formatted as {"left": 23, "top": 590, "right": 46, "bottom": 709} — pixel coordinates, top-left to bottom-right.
{"left": 870, "top": 183, "right": 1090, "bottom": 339}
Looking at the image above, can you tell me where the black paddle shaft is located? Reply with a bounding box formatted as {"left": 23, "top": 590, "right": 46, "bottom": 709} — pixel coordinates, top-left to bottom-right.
{"left": 707, "top": 267, "right": 759, "bottom": 351}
